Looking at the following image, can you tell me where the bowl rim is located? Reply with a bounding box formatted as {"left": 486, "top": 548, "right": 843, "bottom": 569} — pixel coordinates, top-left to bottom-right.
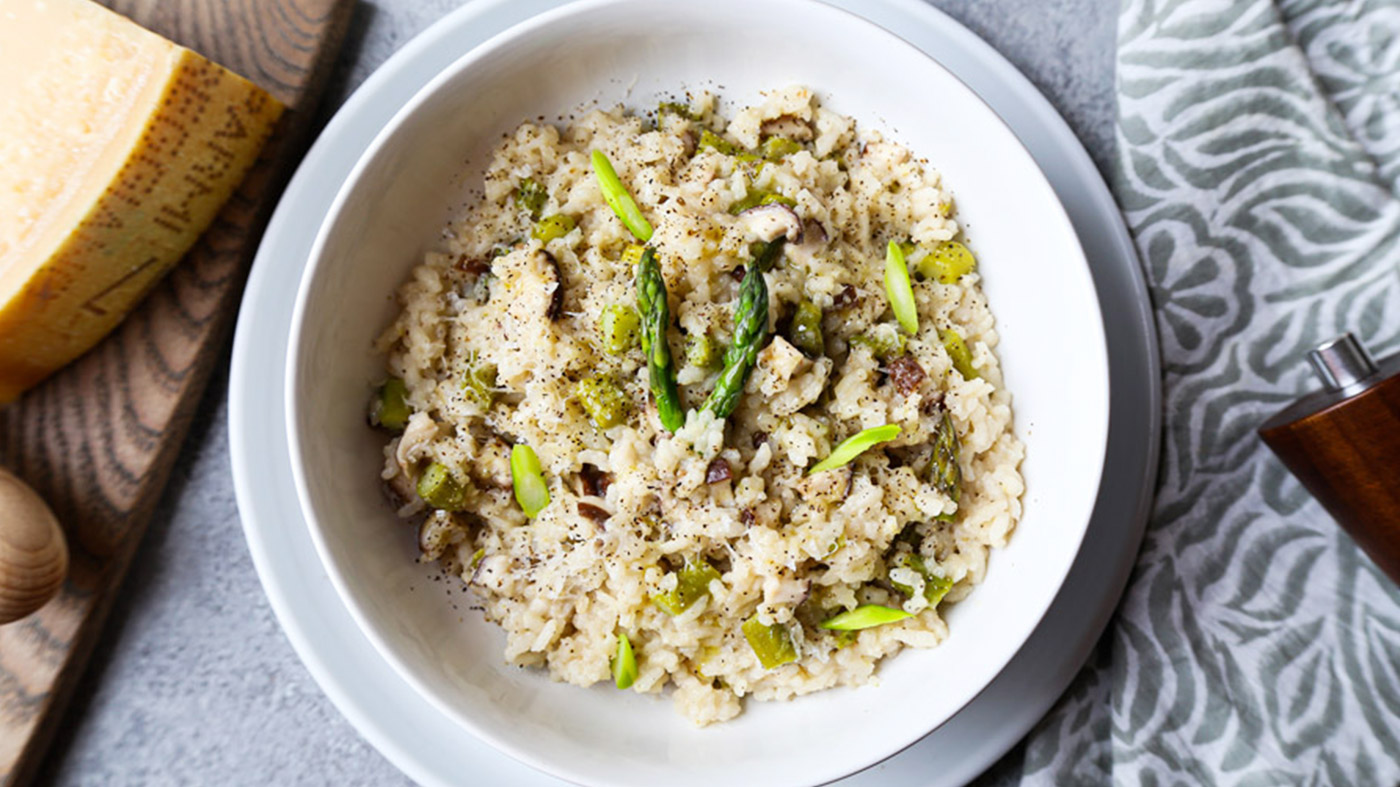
{"left": 284, "top": 0, "right": 1110, "bottom": 784}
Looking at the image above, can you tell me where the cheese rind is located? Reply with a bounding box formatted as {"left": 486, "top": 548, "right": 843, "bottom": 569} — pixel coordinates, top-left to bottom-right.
{"left": 0, "top": 0, "right": 284, "bottom": 402}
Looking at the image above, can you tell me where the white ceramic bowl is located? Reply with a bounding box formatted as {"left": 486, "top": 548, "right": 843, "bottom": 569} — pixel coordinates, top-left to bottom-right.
{"left": 285, "top": 0, "right": 1109, "bottom": 784}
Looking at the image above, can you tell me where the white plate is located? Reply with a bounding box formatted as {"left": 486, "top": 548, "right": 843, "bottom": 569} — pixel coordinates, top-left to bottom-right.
{"left": 229, "top": 1, "right": 1161, "bottom": 785}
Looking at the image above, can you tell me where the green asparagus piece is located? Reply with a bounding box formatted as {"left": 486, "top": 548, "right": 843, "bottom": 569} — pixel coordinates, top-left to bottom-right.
{"left": 635, "top": 247, "right": 684, "bottom": 433}
{"left": 698, "top": 128, "right": 738, "bottom": 155}
{"left": 889, "top": 552, "right": 955, "bottom": 606}
{"left": 786, "top": 300, "right": 824, "bottom": 357}
{"left": 514, "top": 177, "right": 547, "bottom": 219}
{"left": 820, "top": 605, "right": 912, "bottom": 631}
{"left": 742, "top": 616, "right": 797, "bottom": 669}
{"left": 577, "top": 374, "right": 631, "bottom": 429}
{"left": 728, "top": 189, "right": 797, "bottom": 215}
{"left": 701, "top": 239, "right": 786, "bottom": 419}
{"left": 884, "top": 240, "right": 919, "bottom": 334}
{"left": 416, "top": 462, "right": 468, "bottom": 511}
{"left": 762, "top": 136, "right": 803, "bottom": 160}
{"left": 599, "top": 304, "right": 641, "bottom": 355}
{"left": 613, "top": 632, "right": 638, "bottom": 689}
{"left": 930, "top": 411, "right": 962, "bottom": 503}
{"left": 940, "top": 329, "right": 979, "bottom": 380}
{"left": 531, "top": 213, "right": 575, "bottom": 243}
{"left": 685, "top": 333, "right": 722, "bottom": 370}
{"left": 591, "top": 150, "right": 654, "bottom": 242}
{"left": 621, "top": 243, "right": 646, "bottom": 270}
{"left": 652, "top": 557, "right": 723, "bottom": 615}
{"left": 461, "top": 358, "right": 497, "bottom": 408}
{"left": 916, "top": 240, "right": 977, "bottom": 284}
{"left": 510, "top": 444, "right": 550, "bottom": 517}
{"left": 370, "top": 377, "right": 410, "bottom": 431}
{"left": 807, "top": 424, "right": 901, "bottom": 475}
{"left": 849, "top": 324, "right": 906, "bottom": 361}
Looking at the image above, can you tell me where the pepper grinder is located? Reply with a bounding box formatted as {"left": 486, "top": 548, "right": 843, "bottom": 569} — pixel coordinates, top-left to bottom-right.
{"left": 1259, "top": 333, "right": 1400, "bottom": 585}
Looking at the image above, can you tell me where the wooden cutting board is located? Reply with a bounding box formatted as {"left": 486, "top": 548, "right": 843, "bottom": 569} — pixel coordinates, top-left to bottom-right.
{"left": 0, "top": 1, "right": 352, "bottom": 783}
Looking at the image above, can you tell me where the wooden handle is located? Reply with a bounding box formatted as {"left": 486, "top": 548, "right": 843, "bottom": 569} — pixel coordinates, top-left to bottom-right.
{"left": 0, "top": 469, "right": 67, "bottom": 625}
{"left": 1260, "top": 371, "right": 1400, "bottom": 584}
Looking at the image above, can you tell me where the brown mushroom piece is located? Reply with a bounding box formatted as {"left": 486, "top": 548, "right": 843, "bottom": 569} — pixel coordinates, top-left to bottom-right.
{"left": 577, "top": 464, "right": 613, "bottom": 497}
{"left": 539, "top": 249, "right": 564, "bottom": 320}
{"left": 577, "top": 501, "right": 611, "bottom": 523}
{"left": 760, "top": 114, "right": 814, "bottom": 142}
{"left": 454, "top": 255, "right": 490, "bottom": 277}
{"left": 705, "top": 458, "right": 733, "bottom": 485}
{"left": 737, "top": 203, "right": 803, "bottom": 244}
{"left": 887, "top": 355, "right": 927, "bottom": 395}
{"left": 832, "top": 284, "right": 858, "bottom": 310}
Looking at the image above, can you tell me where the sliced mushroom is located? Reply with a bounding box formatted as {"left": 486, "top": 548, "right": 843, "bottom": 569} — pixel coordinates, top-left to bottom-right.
{"left": 705, "top": 458, "right": 733, "bottom": 485}
{"left": 737, "top": 203, "right": 803, "bottom": 244}
{"left": 395, "top": 412, "right": 439, "bottom": 469}
{"left": 418, "top": 510, "right": 464, "bottom": 560}
{"left": 454, "top": 255, "right": 490, "bottom": 277}
{"left": 539, "top": 250, "right": 564, "bottom": 320}
{"left": 887, "top": 355, "right": 927, "bottom": 396}
{"left": 760, "top": 114, "right": 814, "bottom": 142}
{"left": 576, "top": 464, "right": 613, "bottom": 497}
{"left": 832, "top": 284, "right": 858, "bottom": 310}
{"left": 477, "top": 437, "right": 515, "bottom": 490}
{"left": 576, "top": 500, "right": 611, "bottom": 523}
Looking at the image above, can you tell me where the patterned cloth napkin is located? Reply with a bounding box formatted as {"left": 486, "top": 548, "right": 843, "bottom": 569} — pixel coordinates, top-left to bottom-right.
{"left": 1016, "top": 0, "right": 1400, "bottom": 782}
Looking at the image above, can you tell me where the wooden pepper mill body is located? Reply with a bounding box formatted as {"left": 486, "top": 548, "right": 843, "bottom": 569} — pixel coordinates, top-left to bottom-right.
{"left": 1260, "top": 342, "right": 1400, "bottom": 585}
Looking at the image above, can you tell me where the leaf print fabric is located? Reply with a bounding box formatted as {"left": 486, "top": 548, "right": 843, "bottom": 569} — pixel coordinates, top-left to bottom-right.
{"left": 1019, "top": 0, "right": 1400, "bottom": 782}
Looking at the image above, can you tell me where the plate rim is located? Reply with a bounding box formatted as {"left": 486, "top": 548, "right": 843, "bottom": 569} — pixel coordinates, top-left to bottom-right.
{"left": 229, "top": 1, "right": 1160, "bottom": 785}
{"left": 278, "top": 1, "right": 1111, "bottom": 782}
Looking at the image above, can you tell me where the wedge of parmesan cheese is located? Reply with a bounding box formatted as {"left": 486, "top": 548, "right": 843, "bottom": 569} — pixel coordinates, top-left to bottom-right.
{"left": 0, "top": 0, "right": 284, "bottom": 402}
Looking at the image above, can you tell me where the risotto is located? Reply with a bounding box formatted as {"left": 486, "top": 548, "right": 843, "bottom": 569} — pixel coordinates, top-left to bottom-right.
{"left": 371, "top": 86, "right": 1024, "bottom": 725}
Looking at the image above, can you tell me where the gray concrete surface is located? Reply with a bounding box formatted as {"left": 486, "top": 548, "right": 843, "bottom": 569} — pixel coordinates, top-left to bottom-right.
{"left": 42, "top": 1, "right": 1118, "bottom": 783}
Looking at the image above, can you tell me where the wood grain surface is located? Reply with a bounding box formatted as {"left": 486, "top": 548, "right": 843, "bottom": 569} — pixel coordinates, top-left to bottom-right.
{"left": 0, "top": 1, "right": 351, "bottom": 783}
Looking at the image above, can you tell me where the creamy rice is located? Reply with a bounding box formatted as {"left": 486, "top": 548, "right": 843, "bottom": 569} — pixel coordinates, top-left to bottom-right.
{"left": 373, "top": 86, "right": 1024, "bottom": 725}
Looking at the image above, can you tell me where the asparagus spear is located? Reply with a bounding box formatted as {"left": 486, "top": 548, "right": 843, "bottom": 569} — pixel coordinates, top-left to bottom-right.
{"left": 612, "top": 632, "right": 638, "bottom": 689}
{"left": 592, "top": 150, "right": 654, "bottom": 242}
{"left": 930, "top": 411, "right": 962, "bottom": 503}
{"left": 701, "top": 238, "right": 786, "bottom": 419}
{"left": 820, "top": 604, "right": 912, "bottom": 631}
{"left": 636, "top": 246, "right": 685, "bottom": 433}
